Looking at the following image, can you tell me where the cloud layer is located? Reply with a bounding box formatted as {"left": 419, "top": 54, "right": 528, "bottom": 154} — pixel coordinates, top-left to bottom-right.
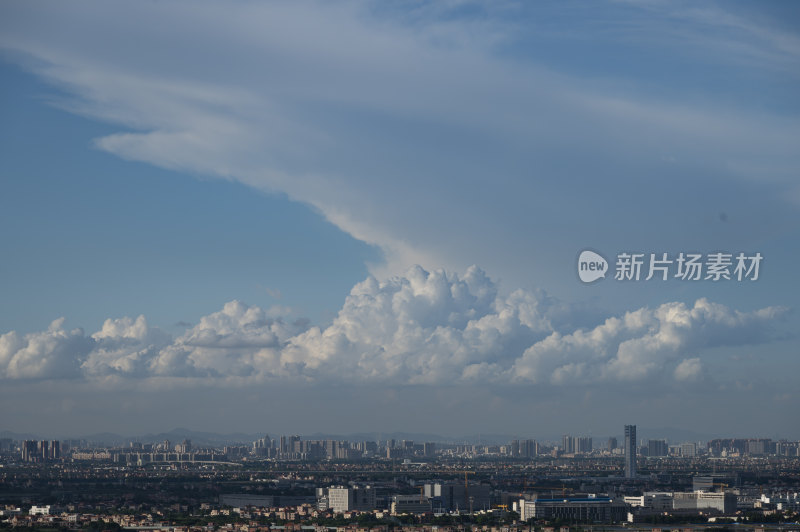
{"left": 1, "top": 1, "right": 798, "bottom": 284}
{"left": 0, "top": 266, "right": 785, "bottom": 388}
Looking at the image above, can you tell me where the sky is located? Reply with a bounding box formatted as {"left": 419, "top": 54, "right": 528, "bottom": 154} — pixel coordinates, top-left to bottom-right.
{"left": 0, "top": 0, "right": 798, "bottom": 440}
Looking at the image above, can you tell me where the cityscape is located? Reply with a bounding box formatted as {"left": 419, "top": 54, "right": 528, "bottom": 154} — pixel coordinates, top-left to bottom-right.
{"left": 2, "top": 425, "right": 800, "bottom": 531}
{"left": 2, "top": 2, "right": 799, "bottom": 532}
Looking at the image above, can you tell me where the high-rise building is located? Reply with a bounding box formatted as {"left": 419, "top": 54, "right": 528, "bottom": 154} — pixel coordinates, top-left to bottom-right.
{"left": 37, "top": 440, "right": 49, "bottom": 461}
{"left": 648, "top": 439, "right": 668, "bottom": 457}
{"left": 522, "top": 439, "right": 538, "bottom": 457}
{"left": 562, "top": 435, "right": 575, "bottom": 454}
{"left": 22, "top": 440, "right": 38, "bottom": 462}
{"left": 289, "top": 435, "right": 301, "bottom": 454}
{"left": 624, "top": 425, "right": 637, "bottom": 478}
{"left": 423, "top": 442, "right": 436, "bottom": 457}
{"left": 577, "top": 436, "right": 593, "bottom": 453}
{"left": 325, "top": 439, "right": 337, "bottom": 459}
{"left": 681, "top": 442, "right": 697, "bottom": 457}
{"left": 21, "top": 440, "right": 60, "bottom": 462}
{"left": 49, "top": 440, "right": 60, "bottom": 460}
{"left": 562, "top": 435, "right": 592, "bottom": 454}
{"left": 253, "top": 435, "right": 272, "bottom": 457}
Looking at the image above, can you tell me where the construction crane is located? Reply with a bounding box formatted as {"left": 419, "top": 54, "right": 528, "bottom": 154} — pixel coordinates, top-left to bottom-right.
{"left": 464, "top": 471, "right": 475, "bottom": 513}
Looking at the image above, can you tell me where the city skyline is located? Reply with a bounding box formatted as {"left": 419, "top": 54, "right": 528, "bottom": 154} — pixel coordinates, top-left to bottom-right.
{"left": 2, "top": 424, "right": 795, "bottom": 446}
{"left": 1, "top": 1, "right": 799, "bottom": 437}
{"left": 4, "top": 430, "right": 799, "bottom": 529}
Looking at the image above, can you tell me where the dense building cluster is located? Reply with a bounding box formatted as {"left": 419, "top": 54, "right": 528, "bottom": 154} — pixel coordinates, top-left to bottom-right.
{"left": 1, "top": 426, "right": 800, "bottom": 531}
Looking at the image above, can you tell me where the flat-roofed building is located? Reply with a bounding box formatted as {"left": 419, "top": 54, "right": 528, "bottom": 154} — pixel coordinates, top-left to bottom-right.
{"left": 692, "top": 475, "right": 736, "bottom": 492}
{"left": 673, "top": 492, "right": 736, "bottom": 514}
{"left": 424, "top": 482, "right": 491, "bottom": 512}
{"left": 518, "top": 497, "right": 627, "bottom": 522}
{"left": 624, "top": 492, "right": 673, "bottom": 511}
{"left": 220, "top": 494, "right": 275, "bottom": 508}
{"left": 325, "top": 485, "right": 376, "bottom": 513}
{"left": 391, "top": 494, "right": 432, "bottom": 515}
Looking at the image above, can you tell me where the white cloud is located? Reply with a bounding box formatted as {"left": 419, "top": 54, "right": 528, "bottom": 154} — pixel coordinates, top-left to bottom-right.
{"left": 511, "top": 298, "right": 785, "bottom": 385}
{"left": 93, "top": 315, "right": 151, "bottom": 341}
{"left": 155, "top": 300, "right": 311, "bottom": 379}
{"left": 81, "top": 316, "right": 170, "bottom": 377}
{"left": 0, "top": 1, "right": 797, "bottom": 281}
{"left": 674, "top": 357, "right": 703, "bottom": 382}
{"left": 0, "top": 267, "right": 786, "bottom": 388}
{"left": 278, "top": 265, "right": 556, "bottom": 385}
{"left": 0, "top": 318, "right": 91, "bottom": 379}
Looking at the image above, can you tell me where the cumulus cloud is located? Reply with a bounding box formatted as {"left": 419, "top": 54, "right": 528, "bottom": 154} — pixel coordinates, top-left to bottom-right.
{"left": 0, "top": 267, "right": 786, "bottom": 387}
{"left": 674, "top": 358, "right": 703, "bottom": 382}
{"left": 0, "top": 318, "right": 92, "bottom": 379}
{"left": 151, "top": 300, "right": 311, "bottom": 378}
{"left": 511, "top": 298, "right": 785, "bottom": 385}
{"left": 81, "top": 316, "right": 171, "bottom": 377}
{"left": 276, "top": 265, "right": 563, "bottom": 385}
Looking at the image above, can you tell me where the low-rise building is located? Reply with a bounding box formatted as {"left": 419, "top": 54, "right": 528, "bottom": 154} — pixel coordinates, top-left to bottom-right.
{"left": 517, "top": 497, "right": 627, "bottom": 522}
{"left": 390, "top": 495, "right": 432, "bottom": 515}
{"left": 673, "top": 491, "right": 736, "bottom": 514}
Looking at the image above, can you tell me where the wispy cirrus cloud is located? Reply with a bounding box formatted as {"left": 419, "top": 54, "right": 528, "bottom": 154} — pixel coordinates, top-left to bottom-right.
{"left": 1, "top": 0, "right": 798, "bottom": 281}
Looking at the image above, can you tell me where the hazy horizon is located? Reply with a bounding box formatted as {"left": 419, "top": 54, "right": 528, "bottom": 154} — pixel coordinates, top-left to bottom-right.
{"left": 5, "top": 424, "right": 793, "bottom": 445}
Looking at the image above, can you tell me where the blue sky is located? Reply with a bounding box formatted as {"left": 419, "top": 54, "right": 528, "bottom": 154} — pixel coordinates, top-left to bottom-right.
{"left": 0, "top": 63, "right": 378, "bottom": 333}
{"left": 0, "top": 0, "right": 798, "bottom": 439}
